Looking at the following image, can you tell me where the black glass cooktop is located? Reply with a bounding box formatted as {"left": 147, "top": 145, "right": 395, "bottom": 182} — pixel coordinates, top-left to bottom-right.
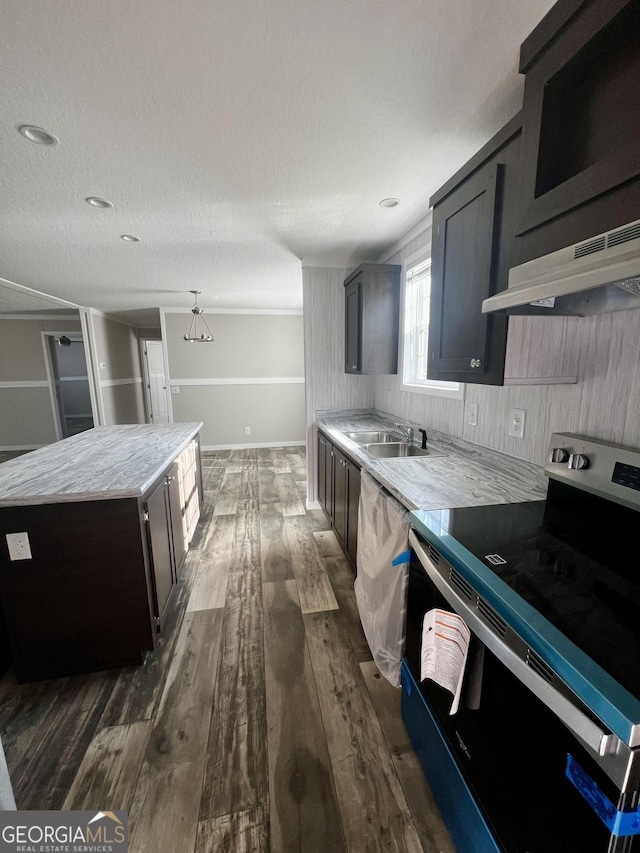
{"left": 428, "top": 479, "right": 640, "bottom": 701}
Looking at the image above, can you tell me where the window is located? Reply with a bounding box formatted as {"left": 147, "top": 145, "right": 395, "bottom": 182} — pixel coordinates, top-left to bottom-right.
{"left": 402, "top": 256, "right": 463, "bottom": 399}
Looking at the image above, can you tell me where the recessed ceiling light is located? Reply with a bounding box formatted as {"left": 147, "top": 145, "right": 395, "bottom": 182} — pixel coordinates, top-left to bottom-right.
{"left": 18, "top": 125, "right": 59, "bottom": 146}
{"left": 85, "top": 197, "right": 113, "bottom": 209}
{"left": 379, "top": 198, "right": 400, "bottom": 208}
{"left": 120, "top": 234, "right": 140, "bottom": 243}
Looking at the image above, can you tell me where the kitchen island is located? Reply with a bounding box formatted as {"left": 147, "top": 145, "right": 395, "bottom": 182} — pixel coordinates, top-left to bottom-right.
{"left": 0, "top": 423, "right": 203, "bottom": 683}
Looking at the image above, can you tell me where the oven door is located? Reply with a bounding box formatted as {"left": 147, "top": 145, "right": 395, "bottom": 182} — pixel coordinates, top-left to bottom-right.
{"left": 403, "top": 529, "right": 639, "bottom": 853}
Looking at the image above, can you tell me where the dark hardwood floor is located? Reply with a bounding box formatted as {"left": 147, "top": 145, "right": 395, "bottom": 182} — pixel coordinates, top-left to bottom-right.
{"left": 0, "top": 446, "right": 455, "bottom": 853}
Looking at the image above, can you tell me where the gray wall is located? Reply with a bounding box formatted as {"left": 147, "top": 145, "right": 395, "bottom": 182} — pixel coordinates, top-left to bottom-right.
{"left": 301, "top": 229, "right": 640, "bottom": 499}
{"left": 163, "top": 310, "right": 305, "bottom": 449}
{"left": 89, "top": 312, "right": 146, "bottom": 426}
{"left": 0, "top": 316, "right": 82, "bottom": 448}
{"left": 302, "top": 266, "right": 376, "bottom": 503}
{"left": 373, "top": 229, "right": 640, "bottom": 466}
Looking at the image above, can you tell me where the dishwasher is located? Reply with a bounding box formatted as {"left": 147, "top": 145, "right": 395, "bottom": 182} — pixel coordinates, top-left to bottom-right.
{"left": 354, "top": 470, "right": 411, "bottom": 687}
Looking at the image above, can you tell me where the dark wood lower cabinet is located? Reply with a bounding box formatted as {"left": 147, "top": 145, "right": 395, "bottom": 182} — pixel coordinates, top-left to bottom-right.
{"left": 145, "top": 461, "right": 188, "bottom": 623}
{"left": 317, "top": 432, "right": 330, "bottom": 516}
{"left": 167, "top": 461, "right": 186, "bottom": 579}
{"left": 333, "top": 449, "right": 348, "bottom": 547}
{"left": 0, "top": 498, "right": 156, "bottom": 683}
{"left": 345, "top": 456, "right": 361, "bottom": 567}
{"left": 317, "top": 430, "right": 361, "bottom": 570}
{"left": 145, "top": 477, "right": 176, "bottom": 624}
{"left": 0, "top": 442, "right": 201, "bottom": 683}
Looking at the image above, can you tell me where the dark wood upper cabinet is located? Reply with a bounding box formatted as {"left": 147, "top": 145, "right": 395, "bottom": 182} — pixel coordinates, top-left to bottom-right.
{"left": 514, "top": 0, "right": 640, "bottom": 263}
{"left": 428, "top": 113, "right": 581, "bottom": 386}
{"left": 344, "top": 263, "right": 401, "bottom": 375}
{"left": 427, "top": 117, "right": 519, "bottom": 385}
{"left": 429, "top": 163, "right": 503, "bottom": 379}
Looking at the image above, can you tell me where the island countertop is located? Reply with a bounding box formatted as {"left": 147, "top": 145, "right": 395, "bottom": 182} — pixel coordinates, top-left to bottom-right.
{"left": 0, "top": 422, "right": 203, "bottom": 507}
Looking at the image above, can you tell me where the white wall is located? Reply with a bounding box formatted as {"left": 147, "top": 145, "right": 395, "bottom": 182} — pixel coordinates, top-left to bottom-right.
{"left": 162, "top": 310, "right": 306, "bottom": 449}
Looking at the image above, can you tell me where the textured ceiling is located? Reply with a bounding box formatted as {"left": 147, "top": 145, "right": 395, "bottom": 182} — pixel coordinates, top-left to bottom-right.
{"left": 0, "top": 277, "right": 80, "bottom": 314}
{"left": 0, "top": 0, "right": 555, "bottom": 322}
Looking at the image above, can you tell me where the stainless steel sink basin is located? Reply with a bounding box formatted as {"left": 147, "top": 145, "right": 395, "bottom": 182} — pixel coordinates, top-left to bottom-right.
{"left": 346, "top": 430, "right": 404, "bottom": 444}
{"left": 361, "top": 442, "right": 447, "bottom": 459}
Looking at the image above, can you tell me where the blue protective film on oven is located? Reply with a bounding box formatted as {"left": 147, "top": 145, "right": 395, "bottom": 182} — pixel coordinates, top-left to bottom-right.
{"left": 402, "top": 662, "right": 413, "bottom": 695}
{"left": 392, "top": 550, "right": 411, "bottom": 566}
{"left": 566, "top": 754, "right": 640, "bottom": 837}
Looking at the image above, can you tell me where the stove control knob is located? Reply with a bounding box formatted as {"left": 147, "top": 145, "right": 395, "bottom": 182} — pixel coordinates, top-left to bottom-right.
{"left": 568, "top": 453, "right": 590, "bottom": 470}
{"left": 550, "top": 448, "right": 569, "bottom": 464}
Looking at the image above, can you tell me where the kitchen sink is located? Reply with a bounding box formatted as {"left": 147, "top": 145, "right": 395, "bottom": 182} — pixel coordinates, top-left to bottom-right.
{"left": 346, "top": 430, "right": 404, "bottom": 444}
{"left": 361, "top": 442, "right": 447, "bottom": 459}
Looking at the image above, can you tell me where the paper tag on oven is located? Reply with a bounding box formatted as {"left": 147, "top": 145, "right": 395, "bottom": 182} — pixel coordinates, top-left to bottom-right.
{"left": 420, "top": 608, "right": 471, "bottom": 715}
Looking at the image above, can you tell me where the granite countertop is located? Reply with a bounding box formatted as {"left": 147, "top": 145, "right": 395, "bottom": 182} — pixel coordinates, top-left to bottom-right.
{"left": 316, "top": 410, "right": 547, "bottom": 511}
{"left": 0, "top": 422, "right": 203, "bottom": 507}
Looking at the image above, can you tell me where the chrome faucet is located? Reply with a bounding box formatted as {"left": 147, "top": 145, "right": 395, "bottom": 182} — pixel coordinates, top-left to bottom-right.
{"left": 395, "top": 422, "right": 415, "bottom": 444}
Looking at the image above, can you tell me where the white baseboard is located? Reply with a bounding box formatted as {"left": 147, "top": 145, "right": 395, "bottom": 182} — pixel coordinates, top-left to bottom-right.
{"left": 0, "top": 445, "right": 43, "bottom": 451}
{"left": 201, "top": 440, "right": 305, "bottom": 451}
{"left": 305, "top": 499, "right": 321, "bottom": 510}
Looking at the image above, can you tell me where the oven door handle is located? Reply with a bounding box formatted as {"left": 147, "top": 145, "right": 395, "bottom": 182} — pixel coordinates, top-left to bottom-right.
{"left": 409, "top": 530, "right": 620, "bottom": 759}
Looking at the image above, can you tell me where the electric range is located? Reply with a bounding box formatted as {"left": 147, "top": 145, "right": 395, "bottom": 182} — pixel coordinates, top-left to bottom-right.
{"left": 403, "top": 432, "right": 640, "bottom": 853}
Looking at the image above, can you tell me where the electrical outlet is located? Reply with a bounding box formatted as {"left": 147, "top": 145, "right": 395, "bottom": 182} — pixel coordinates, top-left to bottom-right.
{"left": 244, "top": 426, "right": 251, "bottom": 435}
{"left": 6, "top": 532, "right": 32, "bottom": 561}
{"left": 509, "top": 408, "right": 526, "bottom": 439}
{"left": 386, "top": 386, "right": 391, "bottom": 404}
{"left": 170, "top": 385, "right": 180, "bottom": 394}
{"left": 467, "top": 401, "right": 479, "bottom": 427}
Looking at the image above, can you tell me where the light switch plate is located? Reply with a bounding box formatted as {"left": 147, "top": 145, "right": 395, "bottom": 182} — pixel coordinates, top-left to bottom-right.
{"left": 6, "top": 532, "right": 32, "bottom": 561}
{"left": 170, "top": 386, "right": 180, "bottom": 394}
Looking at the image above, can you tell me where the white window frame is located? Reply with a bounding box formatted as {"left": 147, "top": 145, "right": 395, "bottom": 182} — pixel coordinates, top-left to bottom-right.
{"left": 400, "top": 249, "right": 464, "bottom": 400}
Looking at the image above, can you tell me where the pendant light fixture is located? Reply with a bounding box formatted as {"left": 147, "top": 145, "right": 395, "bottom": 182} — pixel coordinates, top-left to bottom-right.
{"left": 183, "top": 290, "right": 214, "bottom": 342}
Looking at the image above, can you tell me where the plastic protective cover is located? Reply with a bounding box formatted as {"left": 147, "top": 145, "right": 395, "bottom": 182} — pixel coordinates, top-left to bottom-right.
{"left": 355, "top": 470, "right": 411, "bottom": 687}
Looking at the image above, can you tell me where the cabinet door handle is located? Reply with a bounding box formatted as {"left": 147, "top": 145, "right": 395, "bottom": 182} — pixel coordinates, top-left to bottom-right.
{"left": 470, "top": 358, "right": 482, "bottom": 368}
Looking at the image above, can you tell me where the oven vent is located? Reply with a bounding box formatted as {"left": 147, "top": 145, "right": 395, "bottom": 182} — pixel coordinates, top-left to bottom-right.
{"left": 449, "top": 568, "right": 473, "bottom": 602}
{"left": 428, "top": 545, "right": 440, "bottom": 566}
{"left": 526, "top": 649, "right": 554, "bottom": 685}
{"left": 477, "top": 598, "right": 507, "bottom": 638}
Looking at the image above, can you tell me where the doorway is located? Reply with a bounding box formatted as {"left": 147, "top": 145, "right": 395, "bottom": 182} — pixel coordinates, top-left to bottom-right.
{"left": 141, "top": 340, "right": 170, "bottom": 424}
{"left": 43, "top": 333, "right": 95, "bottom": 439}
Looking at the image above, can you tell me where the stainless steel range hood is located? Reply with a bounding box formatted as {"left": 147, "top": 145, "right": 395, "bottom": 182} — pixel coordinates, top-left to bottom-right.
{"left": 482, "top": 219, "right": 640, "bottom": 316}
